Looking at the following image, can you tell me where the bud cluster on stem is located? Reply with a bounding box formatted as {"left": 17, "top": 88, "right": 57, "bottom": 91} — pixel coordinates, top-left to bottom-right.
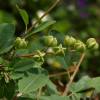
{"left": 14, "top": 37, "right": 28, "bottom": 49}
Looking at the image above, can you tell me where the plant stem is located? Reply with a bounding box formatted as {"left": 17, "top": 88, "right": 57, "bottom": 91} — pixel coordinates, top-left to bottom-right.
{"left": 36, "top": 88, "right": 42, "bottom": 100}
{"left": 62, "top": 53, "right": 85, "bottom": 96}
{"left": 49, "top": 71, "right": 68, "bottom": 78}
{"left": 24, "top": 0, "right": 61, "bottom": 38}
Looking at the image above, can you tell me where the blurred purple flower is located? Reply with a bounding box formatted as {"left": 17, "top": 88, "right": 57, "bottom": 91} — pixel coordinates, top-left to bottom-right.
{"left": 77, "top": 0, "right": 89, "bottom": 18}
{"left": 77, "top": 0, "right": 87, "bottom": 8}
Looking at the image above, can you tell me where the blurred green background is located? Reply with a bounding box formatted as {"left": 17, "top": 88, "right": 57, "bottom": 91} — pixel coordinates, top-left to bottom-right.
{"left": 0, "top": 0, "right": 100, "bottom": 76}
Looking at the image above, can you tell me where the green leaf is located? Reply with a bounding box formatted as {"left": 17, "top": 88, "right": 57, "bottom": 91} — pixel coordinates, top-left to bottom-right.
{"left": 17, "top": 6, "right": 29, "bottom": 27}
{"left": 89, "top": 77, "right": 100, "bottom": 93}
{"left": 13, "top": 58, "right": 36, "bottom": 72}
{"left": 28, "top": 38, "right": 44, "bottom": 52}
{"left": 18, "top": 73, "right": 49, "bottom": 94}
{"left": 70, "top": 76, "right": 92, "bottom": 92}
{"left": 46, "top": 80, "right": 58, "bottom": 94}
{"left": 26, "top": 21, "right": 56, "bottom": 38}
{"left": 0, "top": 10, "right": 16, "bottom": 24}
{"left": 40, "top": 95, "right": 70, "bottom": 100}
{"left": 33, "top": 21, "right": 56, "bottom": 33}
{"left": 10, "top": 72, "right": 24, "bottom": 80}
{"left": 70, "top": 76, "right": 100, "bottom": 93}
{"left": 64, "top": 52, "right": 80, "bottom": 68}
{"left": 0, "top": 23, "right": 15, "bottom": 54}
{"left": 12, "top": 57, "right": 43, "bottom": 72}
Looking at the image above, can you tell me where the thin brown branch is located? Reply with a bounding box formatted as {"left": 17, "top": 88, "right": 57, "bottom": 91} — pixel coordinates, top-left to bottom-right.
{"left": 26, "top": 0, "right": 61, "bottom": 34}
{"left": 49, "top": 66, "right": 76, "bottom": 78}
{"left": 16, "top": 53, "right": 35, "bottom": 58}
{"left": 62, "top": 53, "right": 85, "bottom": 96}
{"left": 49, "top": 71, "right": 68, "bottom": 78}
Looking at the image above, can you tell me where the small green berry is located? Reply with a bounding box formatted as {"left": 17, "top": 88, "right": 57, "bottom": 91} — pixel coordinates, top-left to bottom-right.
{"left": 86, "top": 38, "right": 99, "bottom": 50}
{"left": 43, "top": 35, "right": 57, "bottom": 47}
{"left": 74, "top": 40, "right": 86, "bottom": 52}
{"left": 15, "top": 37, "right": 22, "bottom": 46}
{"left": 14, "top": 37, "right": 28, "bottom": 49}
{"left": 52, "top": 38, "right": 58, "bottom": 46}
{"left": 64, "top": 35, "right": 76, "bottom": 46}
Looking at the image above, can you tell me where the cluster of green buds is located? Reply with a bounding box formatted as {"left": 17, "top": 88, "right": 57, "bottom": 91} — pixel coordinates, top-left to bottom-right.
{"left": 74, "top": 40, "right": 86, "bottom": 52}
{"left": 42, "top": 35, "right": 99, "bottom": 54}
{"left": 64, "top": 35, "right": 86, "bottom": 52}
{"left": 86, "top": 38, "right": 99, "bottom": 50}
{"left": 14, "top": 37, "right": 28, "bottom": 49}
{"left": 64, "top": 35, "right": 99, "bottom": 52}
{"left": 42, "top": 35, "right": 57, "bottom": 47}
{"left": 64, "top": 35, "right": 76, "bottom": 46}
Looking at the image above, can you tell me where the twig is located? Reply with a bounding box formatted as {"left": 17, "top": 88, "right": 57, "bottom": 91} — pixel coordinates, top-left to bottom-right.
{"left": 36, "top": 88, "right": 42, "bottom": 100}
{"left": 16, "top": 53, "right": 35, "bottom": 58}
{"left": 62, "top": 53, "right": 85, "bottom": 96}
{"left": 24, "top": 0, "right": 61, "bottom": 38}
{"left": 49, "top": 66, "right": 76, "bottom": 78}
{"left": 49, "top": 71, "right": 68, "bottom": 78}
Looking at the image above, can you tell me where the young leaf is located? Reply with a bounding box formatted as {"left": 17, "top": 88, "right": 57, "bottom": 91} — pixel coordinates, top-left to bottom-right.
{"left": 18, "top": 73, "right": 49, "bottom": 94}
{"left": 26, "top": 21, "right": 56, "bottom": 38}
{"left": 17, "top": 5, "right": 29, "bottom": 27}
{"left": 33, "top": 21, "right": 56, "bottom": 33}
{"left": 13, "top": 58, "right": 35, "bottom": 72}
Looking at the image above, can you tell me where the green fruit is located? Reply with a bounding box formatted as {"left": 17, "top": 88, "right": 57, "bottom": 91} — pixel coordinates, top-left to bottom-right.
{"left": 74, "top": 40, "right": 86, "bottom": 52}
{"left": 86, "top": 38, "right": 99, "bottom": 50}
{"left": 64, "top": 35, "right": 76, "bottom": 46}
{"left": 43, "top": 35, "right": 54, "bottom": 46}
{"left": 43, "top": 35, "right": 57, "bottom": 47}
{"left": 14, "top": 37, "right": 22, "bottom": 46}
{"left": 15, "top": 37, "right": 28, "bottom": 49}
{"left": 52, "top": 38, "right": 58, "bottom": 46}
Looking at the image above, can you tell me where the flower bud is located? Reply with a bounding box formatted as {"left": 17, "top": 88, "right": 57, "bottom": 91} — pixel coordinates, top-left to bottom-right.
{"left": 86, "top": 38, "right": 99, "bottom": 50}
{"left": 15, "top": 37, "right": 22, "bottom": 46}
{"left": 33, "top": 50, "right": 45, "bottom": 62}
{"left": 43, "top": 35, "right": 57, "bottom": 46}
{"left": 51, "top": 38, "right": 58, "bottom": 46}
{"left": 15, "top": 37, "right": 28, "bottom": 49}
{"left": 74, "top": 40, "right": 86, "bottom": 52}
{"left": 64, "top": 35, "right": 76, "bottom": 46}
{"left": 53, "top": 44, "right": 66, "bottom": 56}
{"left": 46, "top": 48, "right": 55, "bottom": 54}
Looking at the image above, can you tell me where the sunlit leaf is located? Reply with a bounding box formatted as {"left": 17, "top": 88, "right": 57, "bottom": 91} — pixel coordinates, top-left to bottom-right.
{"left": 18, "top": 73, "right": 49, "bottom": 94}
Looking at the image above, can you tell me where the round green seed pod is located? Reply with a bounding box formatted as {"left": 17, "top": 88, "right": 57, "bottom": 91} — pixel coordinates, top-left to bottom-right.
{"left": 43, "top": 35, "right": 54, "bottom": 46}
{"left": 64, "top": 35, "right": 76, "bottom": 46}
{"left": 14, "top": 37, "right": 22, "bottom": 46}
{"left": 51, "top": 37, "right": 58, "bottom": 46}
{"left": 43, "top": 35, "right": 57, "bottom": 47}
{"left": 15, "top": 37, "right": 28, "bottom": 49}
{"left": 20, "top": 39, "right": 28, "bottom": 48}
{"left": 74, "top": 40, "right": 86, "bottom": 52}
{"left": 86, "top": 38, "right": 99, "bottom": 50}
